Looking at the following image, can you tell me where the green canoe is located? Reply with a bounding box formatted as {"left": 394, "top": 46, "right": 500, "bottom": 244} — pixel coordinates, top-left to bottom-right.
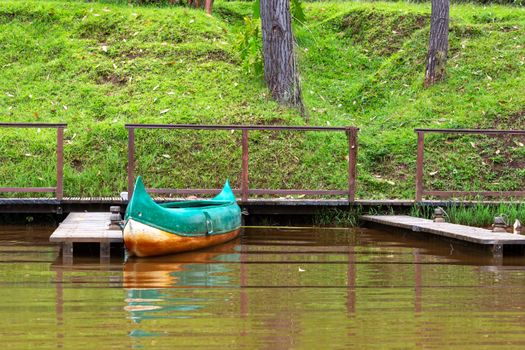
{"left": 123, "top": 177, "right": 242, "bottom": 257}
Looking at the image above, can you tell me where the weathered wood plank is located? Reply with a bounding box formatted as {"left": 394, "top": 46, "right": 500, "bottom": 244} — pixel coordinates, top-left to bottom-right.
{"left": 361, "top": 215, "right": 525, "bottom": 245}
{"left": 50, "top": 212, "right": 123, "bottom": 244}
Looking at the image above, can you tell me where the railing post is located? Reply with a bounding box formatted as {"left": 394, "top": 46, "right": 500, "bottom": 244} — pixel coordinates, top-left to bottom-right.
{"left": 128, "top": 127, "right": 135, "bottom": 198}
{"left": 347, "top": 127, "right": 358, "bottom": 202}
{"left": 415, "top": 131, "right": 425, "bottom": 202}
{"left": 241, "top": 129, "right": 249, "bottom": 201}
{"left": 56, "top": 127, "right": 64, "bottom": 200}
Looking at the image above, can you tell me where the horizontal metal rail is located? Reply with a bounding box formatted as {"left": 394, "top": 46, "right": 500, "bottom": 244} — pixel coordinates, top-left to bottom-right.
{"left": 0, "top": 122, "right": 67, "bottom": 128}
{"left": 125, "top": 123, "right": 349, "bottom": 132}
{"left": 127, "top": 124, "right": 358, "bottom": 201}
{"left": 0, "top": 123, "right": 66, "bottom": 199}
{"left": 415, "top": 128, "right": 525, "bottom": 135}
{"left": 415, "top": 129, "right": 525, "bottom": 201}
{"left": 423, "top": 191, "right": 525, "bottom": 198}
{"left": 147, "top": 188, "right": 349, "bottom": 196}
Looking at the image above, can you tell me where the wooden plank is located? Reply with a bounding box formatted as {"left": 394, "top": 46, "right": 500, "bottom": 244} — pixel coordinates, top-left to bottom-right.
{"left": 361, "top": 215, "right": 525, "bottom": 245}
{"left": 50, "top": 212, "right": 123, "bottom": 243}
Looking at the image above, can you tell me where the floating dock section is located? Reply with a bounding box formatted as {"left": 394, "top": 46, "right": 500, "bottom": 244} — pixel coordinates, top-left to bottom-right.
{"left": 50, "top": 212, "right": 123, "bottom": 262}
{"left": 361, "top": 215, "right": 525, "bottom": 257}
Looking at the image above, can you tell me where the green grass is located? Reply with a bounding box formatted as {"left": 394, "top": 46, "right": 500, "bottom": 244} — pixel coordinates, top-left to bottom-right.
{"left": 1, "top": 0, "right": 525, "bottom": 200}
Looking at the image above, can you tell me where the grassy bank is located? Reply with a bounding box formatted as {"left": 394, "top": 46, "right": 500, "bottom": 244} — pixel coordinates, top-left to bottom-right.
{"left": 1, "top": 1, "right": 524, "bottom": 199}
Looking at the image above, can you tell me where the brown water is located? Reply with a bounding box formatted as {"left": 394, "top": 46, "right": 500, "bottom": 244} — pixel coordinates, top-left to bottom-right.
{"left": 1, "top": 225, "right": 525, "bottom": 349}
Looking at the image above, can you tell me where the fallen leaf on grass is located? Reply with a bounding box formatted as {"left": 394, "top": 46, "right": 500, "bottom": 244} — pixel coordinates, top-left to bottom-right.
{"left": 160, "top": 109, "right": 170, "bottom": 114}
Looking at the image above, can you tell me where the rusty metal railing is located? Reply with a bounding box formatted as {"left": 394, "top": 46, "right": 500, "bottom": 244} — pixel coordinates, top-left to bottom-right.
{"left": 415, "top": 128, "right": 525, "bottom": 201}
{"left": 125, "top": 124, "right": 358, "bottom": 201}
{"left": 0, "top": 123, "right": 66, "bottom": 199}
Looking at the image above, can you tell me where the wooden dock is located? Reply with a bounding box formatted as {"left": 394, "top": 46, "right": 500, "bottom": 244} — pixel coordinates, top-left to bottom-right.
{"left": 361, "top": 215, "right": 525, "bottom": 257}
{"left": 49, "top": 212, "right": 123, "bottom": 263}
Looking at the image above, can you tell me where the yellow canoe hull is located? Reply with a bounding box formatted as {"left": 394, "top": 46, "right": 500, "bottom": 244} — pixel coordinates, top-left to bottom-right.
{"left": 123, "top": 218, "right": 241, "bottom": 257}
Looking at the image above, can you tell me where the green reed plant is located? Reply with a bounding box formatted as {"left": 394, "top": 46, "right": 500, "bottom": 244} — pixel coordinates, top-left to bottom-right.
{"left": 313, "top": 207, "right": 363, "bottom": 227}
{"left": 314, "top": 205, "right": 396, "bottom": 227}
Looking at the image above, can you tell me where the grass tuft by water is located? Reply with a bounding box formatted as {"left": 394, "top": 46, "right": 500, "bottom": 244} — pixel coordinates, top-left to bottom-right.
{"left": 314, "top": 206, "right": 396, "bottom": 227}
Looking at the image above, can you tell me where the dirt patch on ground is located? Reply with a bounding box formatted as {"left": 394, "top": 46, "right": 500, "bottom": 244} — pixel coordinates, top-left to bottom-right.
{"left": 71, "top": 159, "right": 83, "bottom": 172}
{"left": 96, "top": 72, "right": 128, "bottom": 86}
{"left": 120, "top": 49, "right": 146, "bottom": 60}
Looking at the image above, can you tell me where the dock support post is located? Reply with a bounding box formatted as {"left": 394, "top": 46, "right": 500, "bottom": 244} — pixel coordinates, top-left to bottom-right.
{"left": 62, "top": 241, "right": 73, "bottom": 264}
{"left": 100, "top": 241, "right": 110, "bottom": 263}
{"left": 491, "top": 244, "right": 503, "bottom": 258}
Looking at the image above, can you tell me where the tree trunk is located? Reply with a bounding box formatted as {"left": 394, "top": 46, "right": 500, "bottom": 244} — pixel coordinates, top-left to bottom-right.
{"left": 424, "top": 0, "right": 449, "bottom": 87}
{"left": 260, "top": 0, "right": 305, "bottom": 115}
{"left": 204, "top": 0, "right": 213, "bottom": 15}
{"left": 187, "top": 0, "right": 212, "bottom": 13}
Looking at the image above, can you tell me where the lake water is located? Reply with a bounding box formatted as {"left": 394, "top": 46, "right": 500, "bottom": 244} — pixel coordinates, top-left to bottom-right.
{"left": 1, "top": 224, "right": 525, "bottom": 349}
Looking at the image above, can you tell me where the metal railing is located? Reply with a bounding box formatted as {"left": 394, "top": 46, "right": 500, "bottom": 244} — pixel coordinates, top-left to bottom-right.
{"left": 125, "top": 124, "right": 358, "bottom": 201}
{"left": 415, "top": 128, "right": 525, "bottom": 201}
{"left": 0, "top": 123, "right": 66, "bottom": 199}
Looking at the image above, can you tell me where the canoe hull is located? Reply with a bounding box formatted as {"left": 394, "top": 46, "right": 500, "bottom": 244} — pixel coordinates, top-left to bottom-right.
{"left": 124, "top": 218, "right": 241, "bottom": 257}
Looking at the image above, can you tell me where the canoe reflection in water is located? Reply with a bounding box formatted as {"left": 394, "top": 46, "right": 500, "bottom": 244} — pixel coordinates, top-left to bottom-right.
{"left": 123, "top": 238, "right": 241, "bottom": 324}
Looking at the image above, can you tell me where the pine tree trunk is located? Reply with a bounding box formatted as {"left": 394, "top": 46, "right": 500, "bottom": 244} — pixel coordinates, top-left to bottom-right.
{"left": 204, "top": 0, "right": 213, "bottom": 15}
{"left": 260, "top": 0, "right": 305, "bottom": 115}
{"left": 425, "top": 0, "right": 449, "bottom": 87}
